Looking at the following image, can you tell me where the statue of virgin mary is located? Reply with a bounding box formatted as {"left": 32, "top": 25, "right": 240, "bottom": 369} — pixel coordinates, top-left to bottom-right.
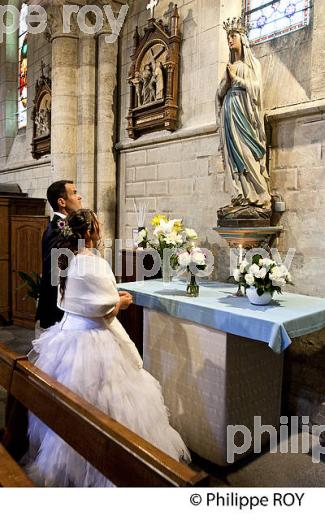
{"left": 216, "top": 17, "right": 271, "bottom": 216}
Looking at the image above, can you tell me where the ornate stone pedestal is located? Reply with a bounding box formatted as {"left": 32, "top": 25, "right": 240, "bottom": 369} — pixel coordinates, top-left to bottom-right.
{"left": 215, "top": 203, "right": 283, "bottom": 248}
{"left": 214, "top": 225, "right": 283, "bottom": 248}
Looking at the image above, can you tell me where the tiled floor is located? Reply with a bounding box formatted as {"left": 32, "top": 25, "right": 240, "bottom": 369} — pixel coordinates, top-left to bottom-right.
{"left": 1, "top": 325, "right": 325, "bottom": 487}
{"left": 0, "top": 325, "right": 34, "bottom": 356}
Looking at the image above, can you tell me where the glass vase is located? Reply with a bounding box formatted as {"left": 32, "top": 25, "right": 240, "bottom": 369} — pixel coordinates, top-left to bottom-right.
{"left": 235, "top": 283, "right": 245, "bottom": 297}
{"left": 187, "top": 273, "right": 199, "bottom": 297}
{"left": 161, "top": 261, "right": 173, "bottom": 282}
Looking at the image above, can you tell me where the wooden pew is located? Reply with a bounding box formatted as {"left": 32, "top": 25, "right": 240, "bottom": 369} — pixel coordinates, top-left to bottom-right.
{"left": 0, "top": 445, "right": 33, "bottom": 487}
{"left": 0, "top": 342, "right": 209, "bottom": 487}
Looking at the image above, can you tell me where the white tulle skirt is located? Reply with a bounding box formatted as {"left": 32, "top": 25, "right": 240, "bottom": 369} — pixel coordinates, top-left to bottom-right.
{"left": 23, "top": 313, "right": 191, "bottom": 487}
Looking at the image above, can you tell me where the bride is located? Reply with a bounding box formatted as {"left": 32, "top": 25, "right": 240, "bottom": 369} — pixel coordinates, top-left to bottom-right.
{"left": 24, "top": 209, "right": 190, "bottom": 487}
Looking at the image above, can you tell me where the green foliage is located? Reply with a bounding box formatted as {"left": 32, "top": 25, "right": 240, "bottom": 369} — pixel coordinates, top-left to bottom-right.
{"left": 17, "top": 271, "right": 41, "bottom": 301}
{"left": 252, "top": 254, "right": 262, "bottom": 265}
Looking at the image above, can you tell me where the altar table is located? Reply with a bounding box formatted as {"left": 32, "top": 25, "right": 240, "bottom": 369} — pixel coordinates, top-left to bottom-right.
{"left": 117, "top": 280, "right": 325, "bottom": 465}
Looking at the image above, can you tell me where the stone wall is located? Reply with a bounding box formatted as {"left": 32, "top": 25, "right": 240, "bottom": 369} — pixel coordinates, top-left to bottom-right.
{"left": 0, "top": 25, "right": 51, "bottom": 201}
{"left": 116, "top": 0, "right": 325, "bottom": 423}
{"left": 269, "top": 101, "right": 325, "bottom": 297}
{"left": 284, "top": 329, "right": 325, "bottom": 426}
{"left": 117, "top": 0, "right": 325, "bottom": 295}
{"left": 251, "top": 1, "right": 325, "bottom": 424}
{"left": 117, "top": 0, "right": 243, "bottom": 281}
{"left": 254, "top": 0, "right": 325, "bottom": 108}
{"left": 256, "top": 0, "right": 325, "bottom": 298}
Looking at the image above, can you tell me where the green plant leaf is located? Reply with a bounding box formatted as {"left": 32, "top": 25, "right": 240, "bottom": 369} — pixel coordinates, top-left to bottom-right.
{"left": 17, "top": 271, "right": 41, "bottom": 301}
{"left": 252, "top": 254, "right": 262, "bottom": 265}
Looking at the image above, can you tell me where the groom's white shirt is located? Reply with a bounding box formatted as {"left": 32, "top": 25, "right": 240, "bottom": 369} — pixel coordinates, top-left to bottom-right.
{"left": 53, "top": 212, "right": 66, "bottom": 220}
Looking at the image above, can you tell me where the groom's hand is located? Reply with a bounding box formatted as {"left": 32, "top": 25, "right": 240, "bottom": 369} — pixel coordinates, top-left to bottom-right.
{"left": 118, "top": 291, "right": 133, "bottom": 310}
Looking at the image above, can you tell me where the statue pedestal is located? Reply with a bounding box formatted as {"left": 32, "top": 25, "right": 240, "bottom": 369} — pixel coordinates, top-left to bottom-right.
{"left": 214, "top": 226, "right": 283, "bottom": 248}
{"left": 215, "top": 202, "right": 283, "bottom": 248}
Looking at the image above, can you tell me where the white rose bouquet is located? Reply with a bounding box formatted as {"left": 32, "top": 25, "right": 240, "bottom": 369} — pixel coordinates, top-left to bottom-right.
{"left": 178, "top": 248, "right": 207, "bottom": 272}
{"left": 233, "top": 254, "right": 293, "bottom": 297}
{"left": 177, "top": 247, "right": 208, "bottom": 297}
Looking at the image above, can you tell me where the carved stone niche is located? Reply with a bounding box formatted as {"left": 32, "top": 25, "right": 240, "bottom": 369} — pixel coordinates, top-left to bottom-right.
{"left": 31, "top": 64, "right": 51, "bottom": 160}
{"left": 127, "top": 5, "right": 181, "bottom": 139}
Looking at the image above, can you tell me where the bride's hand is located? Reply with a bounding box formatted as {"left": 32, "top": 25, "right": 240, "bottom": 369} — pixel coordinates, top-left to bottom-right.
{"left": 118, "top": 291, "right": 133, "bottom": 310}
{"left": 104, "top": 292, "right": 133, "bottom": 319}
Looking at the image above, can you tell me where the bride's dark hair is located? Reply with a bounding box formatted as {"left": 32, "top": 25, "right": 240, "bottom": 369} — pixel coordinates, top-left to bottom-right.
{"left": 58, "top": 209, "right": 100, "bottom": 300}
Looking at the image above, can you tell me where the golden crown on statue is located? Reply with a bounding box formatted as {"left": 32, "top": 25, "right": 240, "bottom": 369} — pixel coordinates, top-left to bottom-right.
{"left": 223, "top": 16, "right": 249, "bottom": 35}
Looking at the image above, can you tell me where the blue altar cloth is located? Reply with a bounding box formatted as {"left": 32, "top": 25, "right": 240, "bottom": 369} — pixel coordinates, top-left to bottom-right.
{"left": 117, "top": 280, "right": 325, "bottom": 353}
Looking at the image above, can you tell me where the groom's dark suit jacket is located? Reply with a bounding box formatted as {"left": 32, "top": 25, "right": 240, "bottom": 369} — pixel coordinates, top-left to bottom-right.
{"left": 36, "top": 214, "right": 64, "bottom": 329}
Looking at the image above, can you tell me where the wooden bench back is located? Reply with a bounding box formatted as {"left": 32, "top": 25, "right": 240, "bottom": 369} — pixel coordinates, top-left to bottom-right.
{"left": 0, "top": 342, "right": 208, "bottom": 487}
{"left": 0, "top": 445, "right": 34, "bottom": 487}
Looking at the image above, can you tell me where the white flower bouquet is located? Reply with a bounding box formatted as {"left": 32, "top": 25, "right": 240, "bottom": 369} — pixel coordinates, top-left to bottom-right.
{"left": 177, "top": 247, "right": 208, "bottom": 297}
{"left": 177, "top": 248, "right": 207, "bottom": 271}
{"left": 233, "top": 254, "right": 293, "bottom": 298}
{"left": 136, "top": 214, "right": 198, "bottom": 266}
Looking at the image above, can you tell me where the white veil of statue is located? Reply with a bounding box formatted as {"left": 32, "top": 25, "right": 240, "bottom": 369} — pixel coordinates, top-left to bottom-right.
{"left": 216, "top": 24, "right": 271, "bottom": 210}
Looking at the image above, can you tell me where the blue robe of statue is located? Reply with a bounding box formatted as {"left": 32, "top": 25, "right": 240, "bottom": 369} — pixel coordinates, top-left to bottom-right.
{"left": 217, "top": 55, "right": 271, "bottom": 208}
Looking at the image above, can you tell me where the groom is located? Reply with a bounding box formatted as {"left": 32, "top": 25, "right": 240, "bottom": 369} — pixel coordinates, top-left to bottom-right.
{"left": 37, "top": 181, "right": 133, "bottom": 331}
{"left": 36, "top": 180, "right": 82, "bottom": 329}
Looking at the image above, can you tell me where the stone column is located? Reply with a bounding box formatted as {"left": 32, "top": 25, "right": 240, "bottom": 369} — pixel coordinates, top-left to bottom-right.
{"left": 311, "top": 0, "right": 325, "bottom": 98}
{"left": 95, "top": 31, "right": 118, "bottom": 243}
{"left": 77, "top": 35, "right": 96, "bottom": 208}
{"left": 46, "top": 2, "right": 79, "bottom": 182}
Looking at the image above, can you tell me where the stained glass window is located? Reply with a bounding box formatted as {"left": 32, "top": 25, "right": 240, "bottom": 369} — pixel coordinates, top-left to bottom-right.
{"left": 244, "top": 0, "right": 311, "bottom": 45}
{"left": 18, "top": 3, "right": 28, "bottom": 129}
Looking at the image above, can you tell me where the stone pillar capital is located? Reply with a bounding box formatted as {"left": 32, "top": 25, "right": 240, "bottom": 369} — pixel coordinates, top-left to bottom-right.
{"left": 29, "top": 0, "right": 130, "bottom": 41}
{"left": 36, "top": 0, "right": 85, "bottom": 41}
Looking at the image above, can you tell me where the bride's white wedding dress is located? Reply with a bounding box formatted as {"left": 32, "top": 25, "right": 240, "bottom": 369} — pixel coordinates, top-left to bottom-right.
{"left": 24, "top": 251, "right": 190, "bottom": 487}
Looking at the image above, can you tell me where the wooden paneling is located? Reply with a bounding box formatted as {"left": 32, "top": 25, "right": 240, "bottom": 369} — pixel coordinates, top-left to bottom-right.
{"left": 8, "top": 198, "right": 46, "bottom": 217}
{"left": 0, "top": 203, "right": 9, "bottom": 258}
{"left": 0, "top": 261, "right": 9, "bottom": 323}
{"left": 11, "top": 216, "right": 48, "bottom": 329}
{"left": 0, "top": 202, "right": 10, "bottom": 322}
{"left": 0, "top": 195, "right": 46, "bottom": 326}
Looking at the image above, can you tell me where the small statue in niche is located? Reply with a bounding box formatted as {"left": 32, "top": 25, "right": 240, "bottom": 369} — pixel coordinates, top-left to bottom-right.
{"left": 142, "top": 63, "right": 154, "bottom": 104}
{"left": 216, "top": 17, "right": 271, "bottom": 223}
{"left": 131, "top": 71, "right": 142, "bottom": 107}
{"left": 35, "top": 95, "right": 51, "bottom": 137}
{"left": 132, "top": 60, "right": 165, "bottom": 107}
{"left": 151, "top": 61, "right": 164, "bottom": 100}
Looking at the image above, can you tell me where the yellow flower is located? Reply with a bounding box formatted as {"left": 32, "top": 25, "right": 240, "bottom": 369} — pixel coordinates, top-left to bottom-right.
{"left": 151, "top": 214, "right": 168, "bottom": 227}
{"left": 173, "top": 220, "right": 184, "bottom": 233}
